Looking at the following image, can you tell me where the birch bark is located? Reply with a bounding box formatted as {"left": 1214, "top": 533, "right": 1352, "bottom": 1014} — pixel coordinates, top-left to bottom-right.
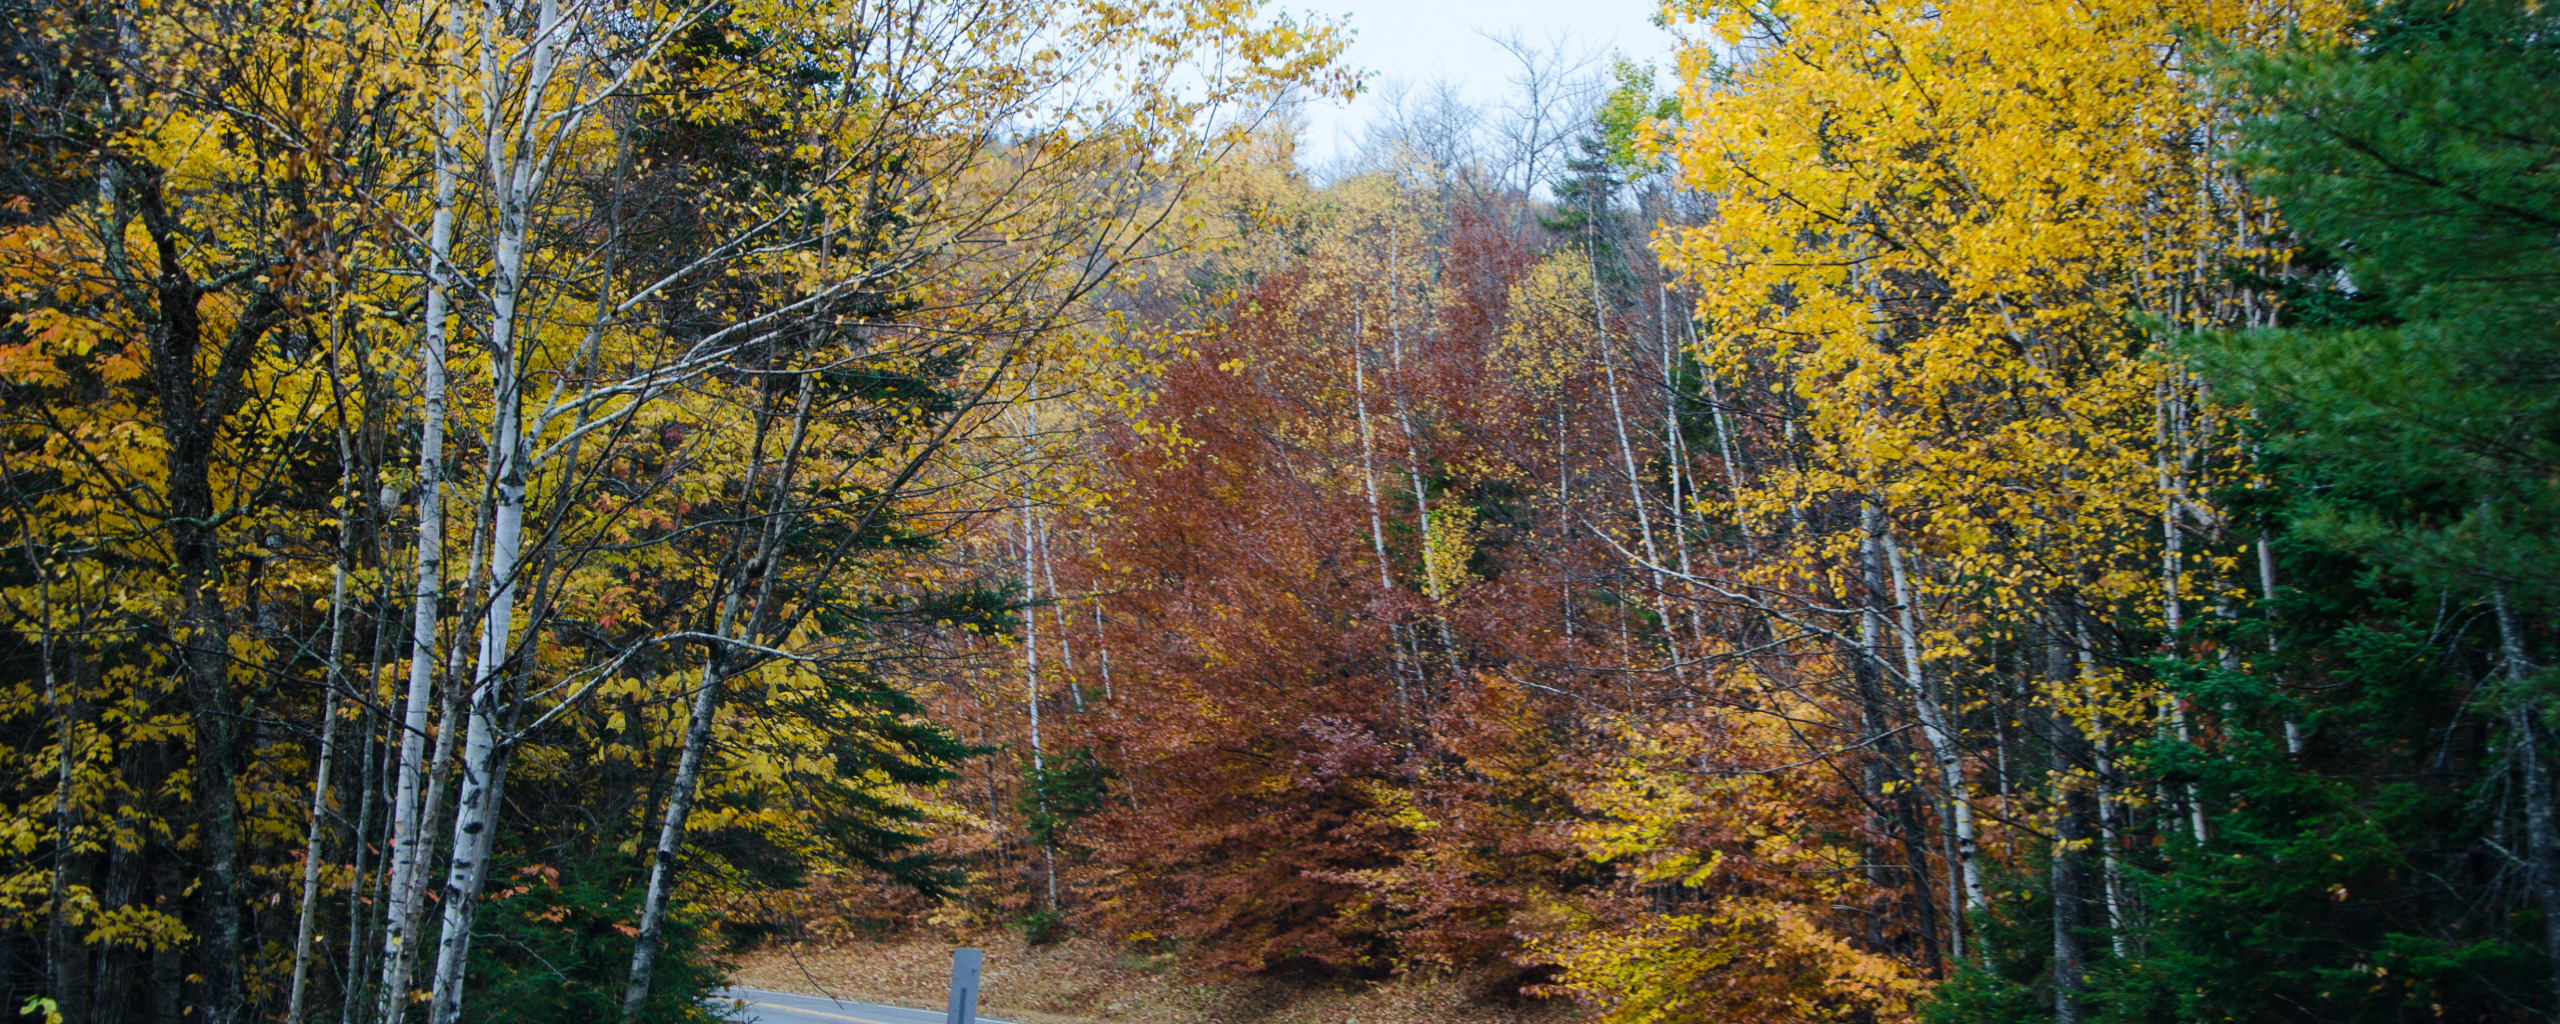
{"left": 1876, "top": 509, "right": 1984, "bottom": 915}
{"left": 1350, "top": 313, "right": 1413, "bottom": 713}
{"left": 2493, "top": 583, "right": 2560, "bottom": 1000}
{"left": 2157, "top": 375, "right": 2208, "bottom": 842}
{"left": 423, "top": 0, "right": 567, "bottom": 1010}
{"left": 285, "top": 563, "right": 349, "bottom": 1021}
{"left": 1592, "top": 250, "right": 1678, "bottom": 674}
{"left": 376, "top": 13, "right": 460, "bottom": 1011}
{"left": 1023, "top": 505, "right": 1059, "bottom": 909}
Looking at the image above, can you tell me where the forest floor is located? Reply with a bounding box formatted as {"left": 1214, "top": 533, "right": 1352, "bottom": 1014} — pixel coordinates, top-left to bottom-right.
{"left": 727, "top": 935, "right": 1584, "bottom": 1024}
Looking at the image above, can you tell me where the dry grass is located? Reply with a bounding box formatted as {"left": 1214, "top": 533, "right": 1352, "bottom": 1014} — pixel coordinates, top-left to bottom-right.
{"left": 727, "top": 935, "right": 1582, "bottom": 1024}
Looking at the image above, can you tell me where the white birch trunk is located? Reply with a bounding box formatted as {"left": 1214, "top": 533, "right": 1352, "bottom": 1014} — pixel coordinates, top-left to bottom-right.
{"left": 1383, "top": 232, "right": 1461, "bottom": 676}
{"left": 1880, "top": 521, "right": 1983, "bottom": 916}
{"left": 387, "top": 523, "right": 475, "bottom": 1014}
{"left": 1039, "top": 514, "right": 1078, "bottom": 701}
{"left": 285, "top": 564, "right": 349, "bottom": 1021}
{"left": 2157, "top": 376, "right": 2207, "bottom": 842}
{"left": 1401, "top": 430, "right": 1462, "bottom": 674}
{"left": 1015, "top": 404, "right": 1058, "bottom": 905}
{"left": 424, "top": 408, "right": 526, "bottom": 1024}
{"left": 2493, "top": 582, "right": 2560, "bottom": 996}
{"left": 2257, "top": 534, "right": 2301, "bottom": 754}
{"left": 1092, "top": 597, "right": 1113, "bottom": 701}
{"left": 424, "top": 2, "right": 564, "bottom": 1009}
{"left": 1659, "top": 284, "right": 1704, "bottom": 656}
{"left": 1683, "top": 311, "right": 1750, "bottom": 543}
{"left": 1557, "top": 403, "right": 1574, "bottom": 639}
{"left": 376, "top": 41, "right": 459, "bottom": 1013}
{"left": 2075, "top": 615, "right": 2127, "bottom": 958}
{"left": 1022, "top": 507, "right": 1058, "bottom": 910}
{"left": 1592, "top": 251, "right": 1678, "bottom": 675}
{"left": 1350, "top": 313, "right": 1411, "bottom": 711}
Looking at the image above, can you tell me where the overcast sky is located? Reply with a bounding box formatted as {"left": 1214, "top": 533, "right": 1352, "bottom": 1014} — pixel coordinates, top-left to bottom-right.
{"left": 1293, "top": 0, "right": 1682, "bottom": 168}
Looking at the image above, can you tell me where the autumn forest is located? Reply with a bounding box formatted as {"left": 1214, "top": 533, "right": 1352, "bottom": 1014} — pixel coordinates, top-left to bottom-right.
{"left": 2, "top": 0, "right": 2556, "bottom": 1021}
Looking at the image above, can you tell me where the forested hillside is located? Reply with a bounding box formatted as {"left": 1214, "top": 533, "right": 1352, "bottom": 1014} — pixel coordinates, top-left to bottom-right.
{"left": 2, "top": 0, "right": 2555, "bottom": 1020}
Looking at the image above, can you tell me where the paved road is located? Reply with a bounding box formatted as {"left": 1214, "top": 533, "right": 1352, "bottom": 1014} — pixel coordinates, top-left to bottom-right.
{"left": 712, "top": 987, "right": 1017, "bottom": 1024}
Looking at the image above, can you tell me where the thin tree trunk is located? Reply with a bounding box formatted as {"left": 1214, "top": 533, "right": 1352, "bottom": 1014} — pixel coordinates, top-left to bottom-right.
{"left": 1350, "top": 312, "right": 1412, "bottom": 714}
{"left": 1402, "top": 437, "right": 1463, "bottom": 675}
{"left": 1389, "top": 403, "right": 1460, "bottom": 676}
{"left": 377, "top": 28, "right": 461, "bottom": 1014}
{"left": 2158, "top": 375, "right": 2207, "bottom": 842}
{"left": 1012, "top": 401, "right": 1061, "bottom": 907}
{"left": 1039, "top": 514, "right": 1078, "bottom": 707}
{"left": 386, "top": 583, "right": 471, "bottom": 1018}
{"left": 2075, "top": 613, "right": 2127, "bottom": 959}
{"left": 623, "top": 610, "right": 740, "bottom": 1018}
{"left": 2257, "top": 533, "right": 2301, "bottom": 754}
{"left": 2493, "top": 582, "right": 2560, "bottom": 1004}
{"left": 2051, "top": 714, "right": 2087, "bottom": 1024}
{"left": 1593, "top": 250, "right": 1678, "bottom": 677}
{"left": 341, "top": 459, "right": 397, "bottom": 1022}
{"left": 1853, "top": 583, "right": 1943, "bottom": 974}
{"left": 1383, "top": 227, "right": 1461, "bottom": 677}
{"left": 1879, "top": 517, "right": 1984, "bottom": 916}
{"left": 1092, "top": 596, "right": 1113, "bottom": 701}
{"left": 8, "top": 481, "right": 79, "bottom": 1020}
{"left": 424, "top": 434, "right": 525, "bottom": 1024}
{"left": 1557, "top": 403, "right": 1574, "bottom": 639}
{"left": 342, "top": 638, "right": 385, "bottom": 1024}
{"left": 1659, "top": 283, "right": 1705, "bottom": 658}
{"left": 423, "top": 0, "right": 572, "bottom": 1011}
{"left": 1686, "top": 312, "right": 1752, "bottom": 550}
{"left": 1022, "top": 507, "right": 1058, "bottom": 910}
{"left": 622, "top": 375, "right": 816, "bottom": 1021}
{"left": 287, "top": 563, "right": 351, "bottom": 1021}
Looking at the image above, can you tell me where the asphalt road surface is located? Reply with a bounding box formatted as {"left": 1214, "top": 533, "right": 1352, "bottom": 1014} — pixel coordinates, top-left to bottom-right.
{"left": 712, "top": 987, "right": 1018, "bottom": 1024}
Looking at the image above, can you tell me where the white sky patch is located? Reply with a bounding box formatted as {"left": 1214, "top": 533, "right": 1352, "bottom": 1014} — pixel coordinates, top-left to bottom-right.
{"left": 1291, "top": 0, "right": 1681, "bottom": 168}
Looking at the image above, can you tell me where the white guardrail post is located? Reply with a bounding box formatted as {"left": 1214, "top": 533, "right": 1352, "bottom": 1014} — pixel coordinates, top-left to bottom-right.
{"left": 944, "top": 948, "right": 983, "bottom": 1024}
